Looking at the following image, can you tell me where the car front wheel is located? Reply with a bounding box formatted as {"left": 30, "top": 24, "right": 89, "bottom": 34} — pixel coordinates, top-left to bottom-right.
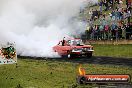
{"left": 67, "top": 54, "right": 74, "bottom": 59}
{"left": 68, "top": 54, "right": 71, "bottom": 58}
{"left": 67, "top": 51, "right": 72, "bottom": 59}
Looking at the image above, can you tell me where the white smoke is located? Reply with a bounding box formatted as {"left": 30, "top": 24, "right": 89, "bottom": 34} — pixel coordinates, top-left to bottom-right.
{"left": 0, "top": 0, "right": 97, "bottom": 57}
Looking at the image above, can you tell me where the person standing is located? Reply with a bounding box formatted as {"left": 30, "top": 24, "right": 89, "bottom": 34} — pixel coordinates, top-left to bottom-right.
{"left": 99, "top": 0, "right": 103, "bottom": 13}
{"left": 121, "top": 24, "right": 126, "bottom": 39}
{"left": 99, "top": 24, "right": 104, "bottom": 40}
{"left": 111, "top": 22, "right": 118, "bottom": 40}
{"left": 85, "top": 25, "right": 90, "bottom": 40}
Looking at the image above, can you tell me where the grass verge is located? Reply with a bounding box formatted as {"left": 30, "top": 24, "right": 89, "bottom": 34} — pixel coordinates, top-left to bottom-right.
{"left": 0, "top": 58, "right": 132, "bottom": 88}
{"left": 92, "top": 44, "right": 132, "bottom": 58}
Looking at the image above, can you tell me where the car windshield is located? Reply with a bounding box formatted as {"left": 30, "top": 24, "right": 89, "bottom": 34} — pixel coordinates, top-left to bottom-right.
{"left": 68, "top": 39, "right": 84, "bottom": 46}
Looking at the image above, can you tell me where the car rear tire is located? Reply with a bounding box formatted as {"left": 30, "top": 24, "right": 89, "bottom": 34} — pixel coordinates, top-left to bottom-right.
{"left": 61, "top": 55, "right": 68, "bottom": 58}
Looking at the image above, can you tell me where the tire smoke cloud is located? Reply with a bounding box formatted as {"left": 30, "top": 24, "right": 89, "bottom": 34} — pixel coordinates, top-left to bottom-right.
{"left": 0, "top": 0, "right": 97, "bottom": 57}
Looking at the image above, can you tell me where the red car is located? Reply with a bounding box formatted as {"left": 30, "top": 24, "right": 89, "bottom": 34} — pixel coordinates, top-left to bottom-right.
{"left": 53, "top": 38, "right": 94, "bottom": 58}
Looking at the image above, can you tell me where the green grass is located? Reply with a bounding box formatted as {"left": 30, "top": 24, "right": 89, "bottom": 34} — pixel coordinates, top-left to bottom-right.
{"left": 0, "top": 58, "right": 132, "bottom": 88}
{"left": 93, "top": 44, "right": 132, "bottom": 58}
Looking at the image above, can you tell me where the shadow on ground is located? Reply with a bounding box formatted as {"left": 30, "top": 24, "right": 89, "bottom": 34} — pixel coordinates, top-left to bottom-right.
{"left": 18, "top": 55, "right": 132, "bottom": 67}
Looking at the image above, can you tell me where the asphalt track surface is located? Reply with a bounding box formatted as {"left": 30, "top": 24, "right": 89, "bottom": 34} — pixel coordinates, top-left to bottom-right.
{"left": 18, "top": 56, "right": 132, "bottom": 67}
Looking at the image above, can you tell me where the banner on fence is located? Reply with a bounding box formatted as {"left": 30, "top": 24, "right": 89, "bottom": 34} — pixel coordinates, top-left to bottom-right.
{"left": 0, "top": 42, "right": 17, "bottom": 64}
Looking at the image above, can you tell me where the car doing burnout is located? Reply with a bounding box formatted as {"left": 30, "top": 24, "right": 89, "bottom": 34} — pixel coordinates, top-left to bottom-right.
{"left": 53, "top": 38, "right": 94, "bottom": 58}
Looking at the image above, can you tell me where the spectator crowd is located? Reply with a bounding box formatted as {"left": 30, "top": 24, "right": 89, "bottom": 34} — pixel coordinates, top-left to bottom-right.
{"left": 83, "top": 0, "right": 132, "bottom": 40}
